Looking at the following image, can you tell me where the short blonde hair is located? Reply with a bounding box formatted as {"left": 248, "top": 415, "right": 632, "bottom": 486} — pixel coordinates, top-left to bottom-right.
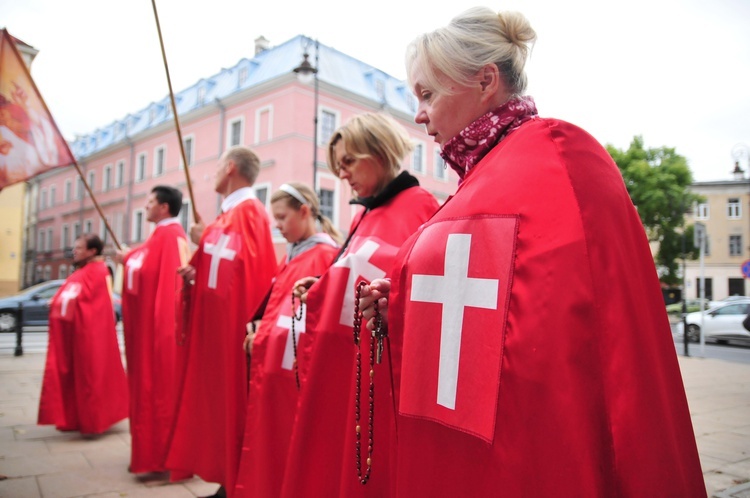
{"left": 326, "top": 112, "right": 414, "bottom": 176}
{"left": 224, "top": 146, "right": 260, "bottom": 184}
{"left": 406, "top": 7, "right": 536, "bottom": 96}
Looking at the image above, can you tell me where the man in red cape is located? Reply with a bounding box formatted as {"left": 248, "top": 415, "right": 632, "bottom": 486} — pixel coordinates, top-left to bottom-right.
{"left": 282, "top": 171, "right": 438, "bottom": 498}
{"left": 165, "top": 146, "right": 276, "bottom": 498}
{"left": 38, "top": 234, "right": 128, "bottom": 435}
{"left": 381, "top": 117, "right": 705, "bottom": 496}
{"left": 115, "top": 185, "right": 190, "bottom": 474}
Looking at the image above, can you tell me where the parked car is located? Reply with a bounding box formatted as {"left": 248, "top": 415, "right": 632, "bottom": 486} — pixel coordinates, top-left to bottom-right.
{"left": 684, "top": 301, "right": 750, "bottom": 344}
{"left": 665, "top": 298, "right": 720, "bottom": 315}
{"left": 0, "top": 280, "right": 121, "bottom": 332}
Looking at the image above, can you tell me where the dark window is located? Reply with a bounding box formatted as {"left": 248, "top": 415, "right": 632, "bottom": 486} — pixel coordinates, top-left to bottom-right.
{"left": 319, "top": 188, "right": 334, "bottom": 221}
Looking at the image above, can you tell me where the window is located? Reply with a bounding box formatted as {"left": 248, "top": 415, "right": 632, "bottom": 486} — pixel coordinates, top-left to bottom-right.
{"left": 728, "top": 278, "right": 745, "bottom": 297}
{"left": 73, "top": 222, "right": 81, "bottom": 239}
{"left": 115, "top": 160, "right": 125, "bottom": 187}
{"left": 695, "top": 202, "right": 709, "bottom": 220}
{"left": 319, "top": 188, "right": 334, "bottom": 221}
{"left": 103, "top": 164, "right": 112, "bottom": 192}
{"left": 43, "top": 266, "right": 51, "bottom": 281}
{"left": 412, "top": 143, "right": 425, "bottom": 174}
{"left": 38, "top": 229, "right": 45, "bottom": 252}
{"left": 65, "top": 179, "right": 72, "bottom": 202}
{"left": 696, "top": 277, "right": 713, "bottom": 301}
{"left": 154, "top": 146, "right": 165, "bottom": 177}
{"left": 320, "top": 110, "right": 337, "bottom": 145}
{"left": 434, "top": 150, "right": 446, "bottom": 180}
{"left": 136, "top": 153, "right": 146, "bottom": 182}
{"left": 46, "top": 228, "right": 53, "bottom": 251}
{"left": 714, "top": 303, "right": 749, "bottom": 316}
{"left": 49, "top": 185, "right": 56, "bottom": 207}
{"left": 76, "top": 177, "right": 84, "bottom": 199}
{"left": 255, "top": 107, "right": 273, "bottom": 144}
{"left": 253, "top": 183, "right": 270, "bottom": 210}
{"left": 182, "top": 136, "right": 194, "bottom": 168}
{"left": 100, "top": 218, "right": 109, "bottom": 244}
{"left": 40, "top": 189, "right": 48, "bottom": 210}
{"left": 229, "top": 118, "right": 243, "bottom": 147}
{"left": 730, "top": 235, "right": 743, "bottom": 256}
{"left": 132, "top": 210, "right": 145, "bottom": 242}
{"left": 87, "top": 171, "right": 95, "bottom": 194}
{"left": 179, "top": 201, "right": 191, "bottom": 233}
{"left": 84, "top": 219, "right": 93, "bottom": 234}
{"left": 62, "top": 224, "right": 69, "bottom": 249}
{"left": 58, "top": 264, "right": 67, "bottom": 279}
{"left": 728, "top": 198, "right": 741, "bottom": 219}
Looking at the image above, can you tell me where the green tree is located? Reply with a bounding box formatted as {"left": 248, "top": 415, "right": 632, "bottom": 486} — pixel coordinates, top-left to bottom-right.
{"left": 606, "top": 136, "right": 701, "bottom": 285}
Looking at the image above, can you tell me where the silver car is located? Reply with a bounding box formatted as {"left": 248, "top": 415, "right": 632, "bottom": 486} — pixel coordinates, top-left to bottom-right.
{"left": 684, "top": 300, "right": 750, "bottom": 344}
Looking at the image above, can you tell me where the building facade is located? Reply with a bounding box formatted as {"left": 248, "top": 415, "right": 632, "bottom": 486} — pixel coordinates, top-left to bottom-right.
{"left": 684, "top": 170, "right": 750, "bottom": 300}
{"left": 25, "top": 36, "right": 456, "bottom": 285}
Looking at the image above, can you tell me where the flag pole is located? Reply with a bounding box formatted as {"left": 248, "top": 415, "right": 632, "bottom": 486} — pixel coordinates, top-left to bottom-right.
{"left": 150, "top": 0, "right": 200, "bottom": 222}
{"left": 71, "top": 160, "right": 122, "bottom": 250}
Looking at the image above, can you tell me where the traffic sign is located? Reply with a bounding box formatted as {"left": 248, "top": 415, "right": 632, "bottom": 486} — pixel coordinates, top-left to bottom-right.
{"left": 742, "top": 260, "right": 750, "bottom": 278}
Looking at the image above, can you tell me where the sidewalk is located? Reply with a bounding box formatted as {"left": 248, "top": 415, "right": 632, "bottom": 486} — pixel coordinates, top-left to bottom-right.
{"left": 0, "top": 352, "right": 748, "bottom": 497}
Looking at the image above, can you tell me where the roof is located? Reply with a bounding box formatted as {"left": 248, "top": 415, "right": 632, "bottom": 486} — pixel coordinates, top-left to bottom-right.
{"left": 70, "top": 35, "right": 418, "bottom": 159}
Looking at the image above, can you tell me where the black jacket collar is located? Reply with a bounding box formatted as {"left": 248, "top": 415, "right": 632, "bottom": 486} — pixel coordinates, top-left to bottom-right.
{"left": 349, "top": 171, "right": 420, "bottom": 211}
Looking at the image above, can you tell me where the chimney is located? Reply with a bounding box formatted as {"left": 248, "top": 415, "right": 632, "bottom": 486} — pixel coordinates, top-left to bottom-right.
{"left": 732, "top": 161, "right": 745, "bottom": 181}
{"left": 255, "top": 36, "right": 270, "bottom": 55}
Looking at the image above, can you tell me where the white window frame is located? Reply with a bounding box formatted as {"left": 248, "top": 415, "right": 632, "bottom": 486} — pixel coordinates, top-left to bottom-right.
{"left": 254, "top": 105, "right": 274, "bottom": 144}
{"left": 412, "top": 141, "right": 426, "bottom": 174}
{"left": 317, "top": 171, "right": 341, "bottom": 229}
{"left": 728, "top": 198, "right": 741, "bottom": 220}
{"left": 84, "top": 219, "right": 93, "bottom": 234}
{"left": 43, "top": 265, "right": 51, "bottom": 281}
{"left": 49, "top": 185, "right": 56, "bottom": 207}
{"left": 62, "top": 224, "right": 69, "bottom": 250}
{"left": 318, "top": 107, "right": 340, "bottom": 146}
{"left": 227, "top": 117, "right": 245, "bottom": 148}
{"left": 76, "top": 177, "right": 84, "bottom": 199}
{"left": 115, "top": 160, "right": 125, "bottom": 187}
{"left": 253, "top": 181, "right": 272, "bottom": 211}
{"left": 39, "top": 188, "right": 48, "bottom": 210}
{"left": 58, "top": 264, "right": 67, "bottom": 280}
{"left": 46, "top": 228, "right": 53, "bottom": 251}
{"left": 179, "top": 200, "right": 192, "bottom": 234}
{"left": 65, "top": 179, "right": 72, "bottom": 202}
{"left": 695, "top": 202, "right": 709, "bottom": 220}
{"left": 136, "top": 152, "right": 147, "bottom": 182}
{"left": 433, "top": 149, "right": 447, "bottom": 181}
{"left": 73, "top": 221, "right": 81, "bottom": 240}
{"left": 153, "top": 145, "right": 166, "bottom": 177}
{"left": 180, "top": 135, "right": 195, "bottom": 169}
{"left": 103, "top": 164, "right": 112, "bottom": 192}
{"left": 86, "top": 171, "right": 95, "bottom": 194}
{"left": 132, "top": 209, "right": 145, "bottom": 243}
{"left": 37, "top": 229, "right": 45, "bottom": 252}
{"left": 729, "top": 234, "right": 743, "bottom": 257}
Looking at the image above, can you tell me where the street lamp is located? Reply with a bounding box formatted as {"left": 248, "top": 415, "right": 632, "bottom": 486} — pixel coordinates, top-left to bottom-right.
{"left": 293, "top": 38, "right": 319, "bottom": 193}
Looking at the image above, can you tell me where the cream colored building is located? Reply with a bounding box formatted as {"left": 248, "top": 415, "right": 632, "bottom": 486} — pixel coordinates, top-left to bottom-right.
{"left": 684, "top": 170, "right": 750, "bottom": 300}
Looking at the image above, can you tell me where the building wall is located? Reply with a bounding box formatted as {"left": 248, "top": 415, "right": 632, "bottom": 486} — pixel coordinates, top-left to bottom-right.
{"left": 684, "top": 179, "right": 750, "bottom": 300}
{"left": 0, "top": 183, "right": 25, "bottom": 296}
{"left": 29, "top": 75, "right": 456, "bottom": 282}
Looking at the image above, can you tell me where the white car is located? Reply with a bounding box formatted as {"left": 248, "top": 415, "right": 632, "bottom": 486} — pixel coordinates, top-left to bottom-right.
{"left": 684, "top": 300, "right": 750, "bottom": 344}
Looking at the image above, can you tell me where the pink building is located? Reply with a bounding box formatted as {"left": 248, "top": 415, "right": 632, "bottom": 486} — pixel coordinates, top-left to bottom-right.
{"left": 25, "top": 36, "right": 456, "bottom": 284}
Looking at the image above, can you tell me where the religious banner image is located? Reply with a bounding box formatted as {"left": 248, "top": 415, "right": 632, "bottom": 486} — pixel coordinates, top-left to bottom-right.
{"left": 0, "top": 29, "right": 74, "bottom": 189}
{"left": 399, "top": 216, "right": 518, "bottom": 442}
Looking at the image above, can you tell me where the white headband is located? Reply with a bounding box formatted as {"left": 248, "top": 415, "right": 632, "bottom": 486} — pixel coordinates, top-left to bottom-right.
{"left": 279, "top": 183, "right": 309, "bottom": 206}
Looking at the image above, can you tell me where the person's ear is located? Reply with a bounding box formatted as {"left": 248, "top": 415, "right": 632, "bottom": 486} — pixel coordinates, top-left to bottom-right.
{"left": 478, "top": 63, "right": 501, "bottom": 95}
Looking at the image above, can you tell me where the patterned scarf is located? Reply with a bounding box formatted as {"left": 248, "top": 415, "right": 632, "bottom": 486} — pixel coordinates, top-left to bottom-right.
{"left": 440, "top": 96, "right": 538, "bottom": 182}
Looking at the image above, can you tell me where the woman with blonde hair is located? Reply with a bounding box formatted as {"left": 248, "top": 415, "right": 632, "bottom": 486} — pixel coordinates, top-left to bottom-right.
{"left": 360, "top": 6, "right": 705, "bottom": 497}
{"left": 235, "top": 182, "right": 340, "bottom": 498}
{"left": 281, "top": 112, "right": 438, "bottom": 498}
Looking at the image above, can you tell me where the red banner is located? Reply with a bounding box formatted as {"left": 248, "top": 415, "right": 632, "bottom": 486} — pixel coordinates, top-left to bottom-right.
{"left": 0, "top": 29, "right": 74, "bottom": 189}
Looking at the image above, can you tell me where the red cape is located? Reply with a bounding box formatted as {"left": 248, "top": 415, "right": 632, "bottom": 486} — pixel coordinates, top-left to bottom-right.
{"left": 281, "top": 186, "right": 438, "bottom": 498}
{"left": 38, "top": 260, "right": 128, "bottom": 434}
{"left": 165, "top": 198, "right": 276, "bottom": 491}
{"left": 388, "top": 119, "right": 705, "bottom": 496}
{"left": 122, "top": 222, "right": 187, "bottom": 473}
{"left": 234, "top": 242, "right": 338, "bottom": 498}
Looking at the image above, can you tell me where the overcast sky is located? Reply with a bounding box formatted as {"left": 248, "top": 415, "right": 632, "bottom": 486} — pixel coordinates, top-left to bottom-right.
{"left": 2, "top": 0, "right": 749, "bottom": 182}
